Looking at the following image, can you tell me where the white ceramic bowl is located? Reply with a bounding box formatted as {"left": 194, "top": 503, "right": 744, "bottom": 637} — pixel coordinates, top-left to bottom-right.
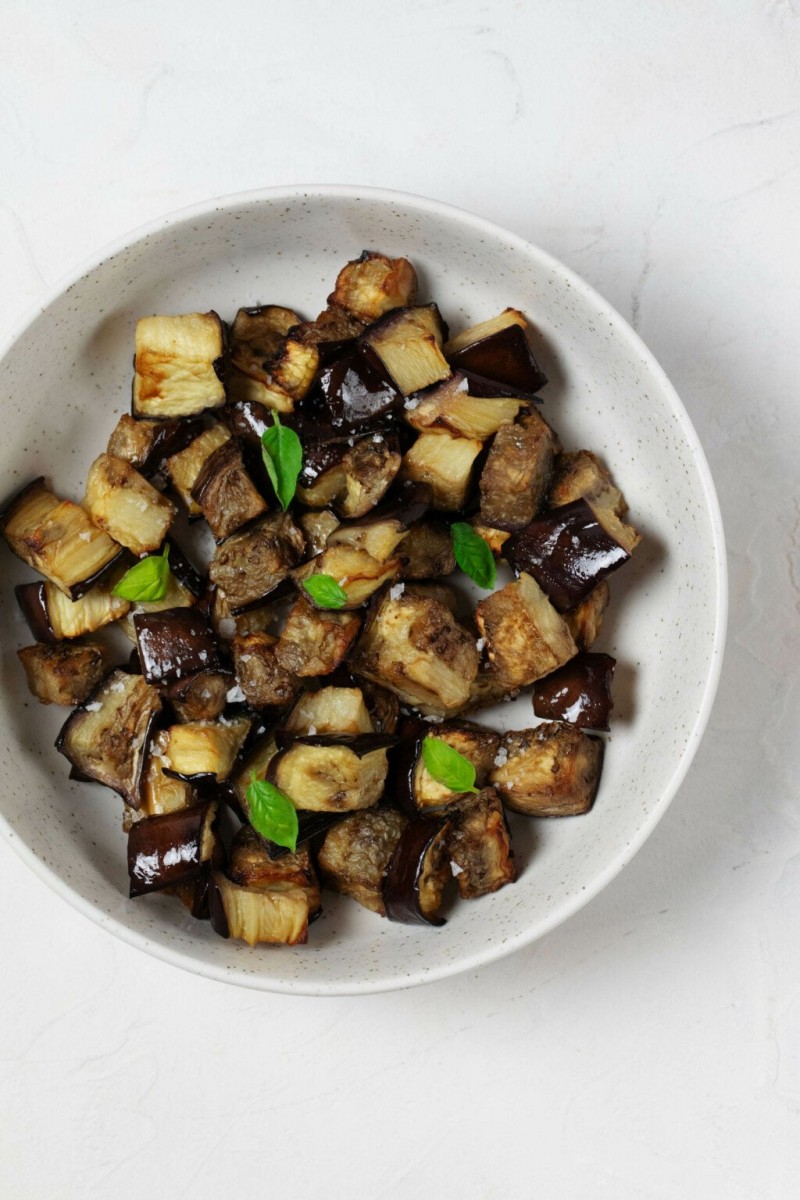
{"left": 0, "top": 186, "right": 726, "bottom": 994}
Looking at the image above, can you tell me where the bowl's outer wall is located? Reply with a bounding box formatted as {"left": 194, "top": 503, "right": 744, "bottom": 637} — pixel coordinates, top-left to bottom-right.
{"left": 0, "top": 189, "right": 725, "bottom": 993}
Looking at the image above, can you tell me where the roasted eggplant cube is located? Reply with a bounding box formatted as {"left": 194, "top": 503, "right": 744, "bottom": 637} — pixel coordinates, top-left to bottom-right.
{"left": 317, "top": 808, "right": 408, "bottom": 914}
{"left": 190, "top": 438, "right": 267, "bottom": 542}
{"left": 295, "top": 544, "right": 401, "bottom": 610}
{"left": 1, "top": 477, "right": 122, "bottom": 599}
{"left": 283, "top": 686, "right": 375, "bottom": 735}
{"left": 56, "top": 669, "right": 162, "bottom": 808}
{"left": 127, "top": 799, "right": 217, "bottom": 897}
{"left": 106, "top": 413, "right": 203, "bottom": 478}
{"left": 353, "top": 588, "right": 479, "bottom": 713}
{"left": 297, "top": 434, "right": 402, "bottom": 519}
{"left": 229, "top": 304, "right": 301, "bottom": 378}
{"left": 208, "top": 512, "right": 305, "bottom": 612}
{"left": 84, "top": 453, "right": 176, "bottom": 556}
{"left": 505, "top": 498, "right": 639, "bottom": 612}
{"left": 16, "top": 575, "right": 129, "bottom": 642}
{"left": 210, "top": 872, "right": 309, "bottom": 945}
{"left": 232, "top": 632, "right": 299, "bottom": 710}
{"left": 166, "top": 423, "right": 231, "bottom": 518}
{"left": 17, "top": 640, "right": 110, "bottom": 706}
{"left": 401, "top": 430, "right": 483, "bottom": 512}
{"left": 446, "top": 788, "right": 516, "bottom": 899}
{"left": 402, "top": 723, "right": 501, "bottom": 814}
{"left": 163, "top": 670, "right": 232, "bottom": 723}
{"left": 532, "top": 652, "right": 616, "bottom": 731}
{"left": 444, "top": 308, "right": 547, "bottom": 395}
{"left": 275, "top": 596, "right": 361, "bottom": 677}
{"left": 361, "top": 305, "right": 450, "bottom": 395}
{"left": 458, "top": 663, "right": 520, "bottom": 715}
{"left": 133, "top": 312, "right": 226, "bottom": 419}
{"left": 229, "top": 826, "right": 321, "bottom": 915}
{"left": 325, "top": 516, "right": 407, "bottom": 563}
{"left": 490, "top": 722, "right": 604, "bottom": 817}
{"left": 141, "top": 729, "right": 195, "bottom": 816}
{"left": 134, "top": 607, "right": 219, "bottom": 686}
{"left": 398, "top": 522, "right": 456, "bottom": 580}
{"left": 381, "top": 817, "right": 452, "bottom": 926}
{"left": 405, "top": 372, "right": 523, "bottom": 440}
{"left": 316, "top": 351, "right": 402, "bottom": 431}
{"left": 117, "top": 570, "right": 199, "bottom": 644}
{"left": 298, "top": 509, "right": 341, "bottom": 557}
{"left": 271, "top": 739, "right": 390, "bottom": 813}
{"left": 330, "top": 251, "right": 418, "bottom": 322}
{"left": 164, "top": 716, "right": 251, "bottom": 781}
{"left": 564, "top": 581, "right": 610, "bottom": 651}
{"left": 475, "top": 573, "right": 577, "bottom": 688}
{"left": 208, "top": 585, "right": 274, "bottom": 642}
{"left": 479, "top": 409, "right": 558, "bottom": 532}
{"left": 548, "top": 449, "right": 628, "bottom": 516}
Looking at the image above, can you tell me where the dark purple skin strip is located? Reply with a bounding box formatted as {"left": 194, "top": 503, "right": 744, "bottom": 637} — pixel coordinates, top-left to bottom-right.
{"left": 447, "top": 323, "right": 547, "bottom": 395}
{"left": 127, "top": 800, "right": 216, "bottom": 897}
{"left": 460, "top": 369, "right": 543, "bottom": 404}
{"left": 505, "top": 499, "right": 630, "bottom": 612}
{"left": 273, "top": 731, "right": 397, "bottom": 757}
{"left": 134, "top": 607, "right": 220, "bottom": 686}
{"left": 381, "top": 817, "right": 450, "bottom": 926}
{"left": 316, "top": 348, "right": 402, "bottom": 431}
{"left": 532, "top": 653, "right": 616, "bottom": 731}
{"left": 140, "top": 417, "right": 206, "bottom": 478}
{"left": 15, "top": 582, "right": 55, "bottom": 643}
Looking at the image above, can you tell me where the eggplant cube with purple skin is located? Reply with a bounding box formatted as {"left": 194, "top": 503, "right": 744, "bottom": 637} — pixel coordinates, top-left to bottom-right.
{"left": 166, "top": 423, "right": 231, "bottom": 518}
{"left": 297, "top": 434, "right": 402, "bottom": 519}
{"left": 532, "top": 652, "right": 616, "bottom": 731}
{"left": 17, "top": 640, "right": 111, "bottom": 706}
{"left": 564, "top": 581, "right": 610, "bottom": 651}
{"left": 16, "top": 574, "right": 130, "bottom": 642}
{"left": 190, "top": 438, "right": 268, "bottom": 543}
{"left": 401, "top": 429, "right": 483, "bottom": 512}
{"left": 475, "top": 572, "right": 577, "bottom": 689}
{"left": 479, "top": 409, "right": 559, "bottom": 532}
{"left": 317, "top": 808, "right": 408, "bottom": 915}
{"left": 445, "top": 787, "right": 516, "bottom": 899}
{"left": 444, "top": 308, "right": 547, "bottom": 396}
{"left": 83, "top": 453, "right": 176, "bottom": 556}
{"left": 398, "top": 521, "right": 456, "bottom": 580}
{"left": 164, "top": 716, "right": 251, "bottom": 781}
{"left": 229, "top": 825, "right": 321, "bottom": 917}
{"left": 398, "top": 722, "right": 501, "bottom": 814}
{"left": 275, "top": 596, "right": 362, "bottom": 677}
{"left": 282, "top": 686, "right": 375, "bottom": 736}
{"left": 360, "top": 304, "right": 450, "bottom": 395}
{"left": 490, "top": 722, "right": 604, "bottom": 817}
{"left": 381, "top": 817, "right": 453, "bottom": 926}
{"left": 127, "top": 799, "right": 218, "bottom": 897}
{"left": 132, "top": 312, "right": 226, "bottom": 420}
{"left": 330, "top": 252, "right": 418, "bottom": 322}
{"left": 404, "top": 371, "right": 524, "bottom": 440}
{"left": 269, "top": 736, "right": 392, "bottom": 813}
{"left": 208, "top": 511, "right": 305, "bottom": 613}
{"left": 134, "top": 607, "right": 219, "bottom": 686}
{"left": 209, "top": 872, "right": 310, "bottom": 945}
{"left": 547, "top": 449, "right": 628, "bottom": 517}
{"left": 232, "top": 632, "right": 300, "bottom": 711}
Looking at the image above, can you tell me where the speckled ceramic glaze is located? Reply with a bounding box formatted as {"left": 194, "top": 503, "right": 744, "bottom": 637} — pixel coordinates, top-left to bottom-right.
{"left": 0, "top": 186, "right": 726, "bottom": 994}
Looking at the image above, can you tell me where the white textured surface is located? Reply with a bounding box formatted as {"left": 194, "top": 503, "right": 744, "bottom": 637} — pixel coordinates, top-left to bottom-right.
{"left": 0, "top": 0, "right": 797, "bottom": 1195}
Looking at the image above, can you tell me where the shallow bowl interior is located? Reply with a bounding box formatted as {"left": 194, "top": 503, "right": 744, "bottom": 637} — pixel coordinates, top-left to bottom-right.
{"left": 0, "top": 187, "right": 726, "bottom": 994}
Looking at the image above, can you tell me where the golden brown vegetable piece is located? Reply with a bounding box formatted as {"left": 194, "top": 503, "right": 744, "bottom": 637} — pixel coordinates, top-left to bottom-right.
{"left": 405, "top": 373, "right": 523, "bottom": 439}
{"left": 443, "top": 307, "right": 528, "bottom": 358}
{"left": 548, "top": 450, "right": 628, "bottom": 516}
{"left": 275, "top": 596, "right": 361, "bottom": 677}
{"left": 352, "top": 586, "right": 479, "bottom": 714}
{"left": 84, "top": 453, "right": 176, "bottom": 556}
{"left": 468, "top": 516, "right": 511, "bottom": 558}
{"left": 190, "top": 438, "right": 267, "bottom": 542}
{"left": 232, "top": 632, "right": 299, "bottom": 709}
{"left": 16, "top": 572, "right": 130, "bottom": 642}
{"left": 164, "top": 715, "right": 251, "bottom": 781}
{"left": 271, "top": 739, "right": 390, "bottom": 813}
{"left": 164, "top": 670, "right": 231, "bottom": 723}
{"left": 479, "top": 409, "right": 559, "bottom": 531}
{"left": 458, "top": 662, "right": 520, "bottom": 714}
{"left": 362, "top": 305, "right": 450, "bottom": 395}
{"left": 229, "top": 826, "right": 321, "bottom": 915}
{"left": 398, "top": 521, "right": 456, "bottom": 580}
{"left": 297, "top": 434, "right": 402, "bottom": 519}
{"left": 446, "top": 788, "right": 516, "bottom": 898}
{"left": 401, "top": 430, "right": 483, "bottom": 511}
{"left": 229, "top": 304, "right": 301, "bottom": 379}
{"left": 17, "top": 640, "right": 110, "bottom": 706}
{"left": 210, "top": 872, "right": 309, "bottom": 945}
{"left": 133, "top": 312, "right": 226, "bottom": 419}
{"left": 329, "top": 252, "right": 418, "bottom": 322}
{"left": 564, "top": 581, "right": 610, "bottom": 651}
{"left": 166, "top": 423, "right": 231, "bottom": 517}
{"left": 407, "top": 722, "right": 501, "bottom": 813}
{"left": 283, "top": 687, "right": 375, "bottom": 736}
{"left": 298, "top": 509, "right": 341, "bottom": 557}
{"left": 490, "top": 722, "right": 604, "bottom": 816}
{"left": 294, "top": 543, "right": 401, "bottom": 610}
{"left": 140, "top": 729, "right": 195, "bottom": 817}
{"left": 317, "top": 808, "right": 408, "bottom": 914}
{"left": 208, "top": 512, "right": 305, "bottom": 612}
{"left": 475, "top": 572, "right": 577, "bottom": 688}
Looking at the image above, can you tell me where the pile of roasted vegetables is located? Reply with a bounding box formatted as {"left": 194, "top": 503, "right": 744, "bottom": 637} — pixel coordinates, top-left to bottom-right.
{"left": 0, "top": 252, "right": 639, "bottom": 946}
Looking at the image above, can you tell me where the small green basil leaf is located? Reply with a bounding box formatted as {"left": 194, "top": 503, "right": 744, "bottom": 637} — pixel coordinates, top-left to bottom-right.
{"left": 302, "top": 574, "right": 347, "bottom": 610}
{"left": 451, "top": 522, "right": 496, "bottom": 590}
{"left": 112, "top": 543, "right": 171, "bottom": 603}
{"left": 261, "top": 412, "right": 302, "bottom": 511}
{"left": 421, "top": 737, "right": 479, "bottom": 794}
{"left": 245, "top": 773, "right": 299, "bottom": 852}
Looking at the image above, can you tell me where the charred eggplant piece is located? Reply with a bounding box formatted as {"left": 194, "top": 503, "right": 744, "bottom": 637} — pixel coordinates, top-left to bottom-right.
{"left": 405, "top": 372, "right": 523, "bottom": 440}
{"left": 458, "top": 663, "right": 519, "bottom": 715}
{"left": 163, "top": 669, "right": 232, "bottom": 723}
{"left": 132, "top": 312, "right": 226, "bottom": 419}
{"left": 289, "top": 304, "right": 365, "bottom": 358}
{"left": 564, "top": 581, "right": 610, "bottom": 651}
{"left": 190, "top": 438, "right": 267, "bottom": 541}
{"left": 298, "top": 509, "right": 340, "bottom": 557}
{"left": 229, "top": 825, "right": 321, "bottom": 915}
{"left": 548, "top": 449, "right": 628, "bottom": 516}
{"left": 445, "top": 788, "right": 515, "bottom": 899}
{"left": 84, "top": 453, "right": 176, "bottom": 555}
{"left": 208, "top": 512, "right": 305, "bottom": 613}
{"left": 352, "top": 586, "right": 479, "bottom": 714}
{"left": 127, "top": 799, "right": 217, "bottom": 897}
{"left": 505, "top": 498, "right": 640, "bottom": 613}
{"left": 360, "top": 305, "right": 450, "bottom": 395}
{"left": 397, "top": 521, "right": 456, "bottom": 580}
{"left": 166, "top": 423, "right": 231, "bottom": 518}
{"left": 324, "top": 516, "right": 407, "bottom": 566}
{"left": 490, "top": 722, "right": 604, "bottom": 817}
{"left": 475, "top": 573, "right": 577, "bottom": 688}
{"left": 381, "top": 817, "right": 452, "bottom": 926}
{"left": 227, "top": 306, "right": 318, "bottom": 412}
{"left": 134, "top": 607, "right": 219, "bottom": 686}
{"left": 295, "top": 543, "right": 401, "bottom": 610}
{"left": 394, "top": 721, "right": 501, "bottom": 814}
{"left": 209, "top": 872, "right": 309, "bottom": 945}
{"left": 267, "top": 735, "right": 392, "bottom": 813}
{"left": 106, "top": 413, "right": 204, "bottom": 479}
{"left": 56, "top": 669, "right": 162, "bottom": 807}
{"left": 275, "top": 596, "right": 361, "bottom": 677}
{"left": 283, "top": 686, "right": 375, "bottom": 736}
{"left": 298, "top": 432, "right": 402, "bottom": 519}
{"left": 206, "top": 584, "right": 274, "bottom": 642}
{"left": 164, "top": 715, "right": 251, "bottom": 781}
{"left": 329, "top": 251, "right": 418, "bottom": 322}
{"left": 17, "top": 640, "right": 110, "bottom": 706}
{"left": 532, "top": 652, "right": 616, "bottom": 731}
{"left": 1, "top": 477, "right": 123, "bottom": 599}
{"left": 317, "top": 808, "right": 408, "bottom": 914}
{"left": 16, "top": 575, "right": 129, "bottom": 642}
{"left": 444, "top": 309, "right": 547, "bottom": 395}
{"left": 228, "top": 304, "right": 301, "bottom": 383}
{"left": 401, "top": 430, "right": 483, "bottom": 511}
{"left": 479, "top": 409, "right": 558, "bottom": 532}
{"left": 316, "top": 350, "right": 402, "bottom": 431}
{"left": 232, "top": 632, "right": 299, "bottom": 710}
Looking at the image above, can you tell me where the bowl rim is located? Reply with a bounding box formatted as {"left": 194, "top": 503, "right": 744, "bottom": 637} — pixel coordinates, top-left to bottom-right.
{"left": 0, "top": 183, "right": 728, "bottom": 995}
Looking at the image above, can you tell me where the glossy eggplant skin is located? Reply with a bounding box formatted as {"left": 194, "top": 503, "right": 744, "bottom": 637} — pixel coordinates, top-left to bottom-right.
{"left": 505, "top": 499, "right": 630, "bottom": 613}
{"left": 134, "top": 607, "right": 219, "bottom": 686}
{"left": 127, "top": 799, "right": 216, "bottom": 897}
{"left": 532, "top": 652, "right": 616, "bottom": 731}
{"left": 15, "top": 582, "right": 55, "bottom": 642}
{"left": 315, "top": 348, "right": 402, "bottom": 431}
{"left": 381, "top": 817, "right": 451, "bottom": 926}
{"left": 447, "top": 323, "right": 547, "bottom": 395}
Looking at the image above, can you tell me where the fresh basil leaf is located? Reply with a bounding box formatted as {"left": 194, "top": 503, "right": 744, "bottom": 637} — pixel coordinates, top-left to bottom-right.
{"left": 112, "top": 544, "right": 171, "bottom": 602}
{"left": 451, "top": 522, "right": 496, "bottom": 590}
{"left": 245, "top": 773, "right": 299, "bottom": 852}
{"left": 421, "top": 737, "right": 479, "bottom": 794}
{"left": 261, "top": 412, "right": 302, "bottom": 511}
{"left": 302, "top": 574, "right": 347, "bottom": 610}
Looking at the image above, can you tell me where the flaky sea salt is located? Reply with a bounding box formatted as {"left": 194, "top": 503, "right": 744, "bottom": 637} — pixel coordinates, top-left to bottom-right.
{"left": 218, "top": 617, "right": 236, "bottom": 638}
{"left": 493, "top": 746, "right": 509, "bottom": 768}
{"left": 307, "top": 724, "right": 317, "bottom": 735}
{"left": 226, "top": 684, "right": 246, "bottom": 703}
{"left": 475, "top": 637, "right": 486, "bottom": 652}
{"left": 389, "top": 583, "right": 405, "bottom": 600}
